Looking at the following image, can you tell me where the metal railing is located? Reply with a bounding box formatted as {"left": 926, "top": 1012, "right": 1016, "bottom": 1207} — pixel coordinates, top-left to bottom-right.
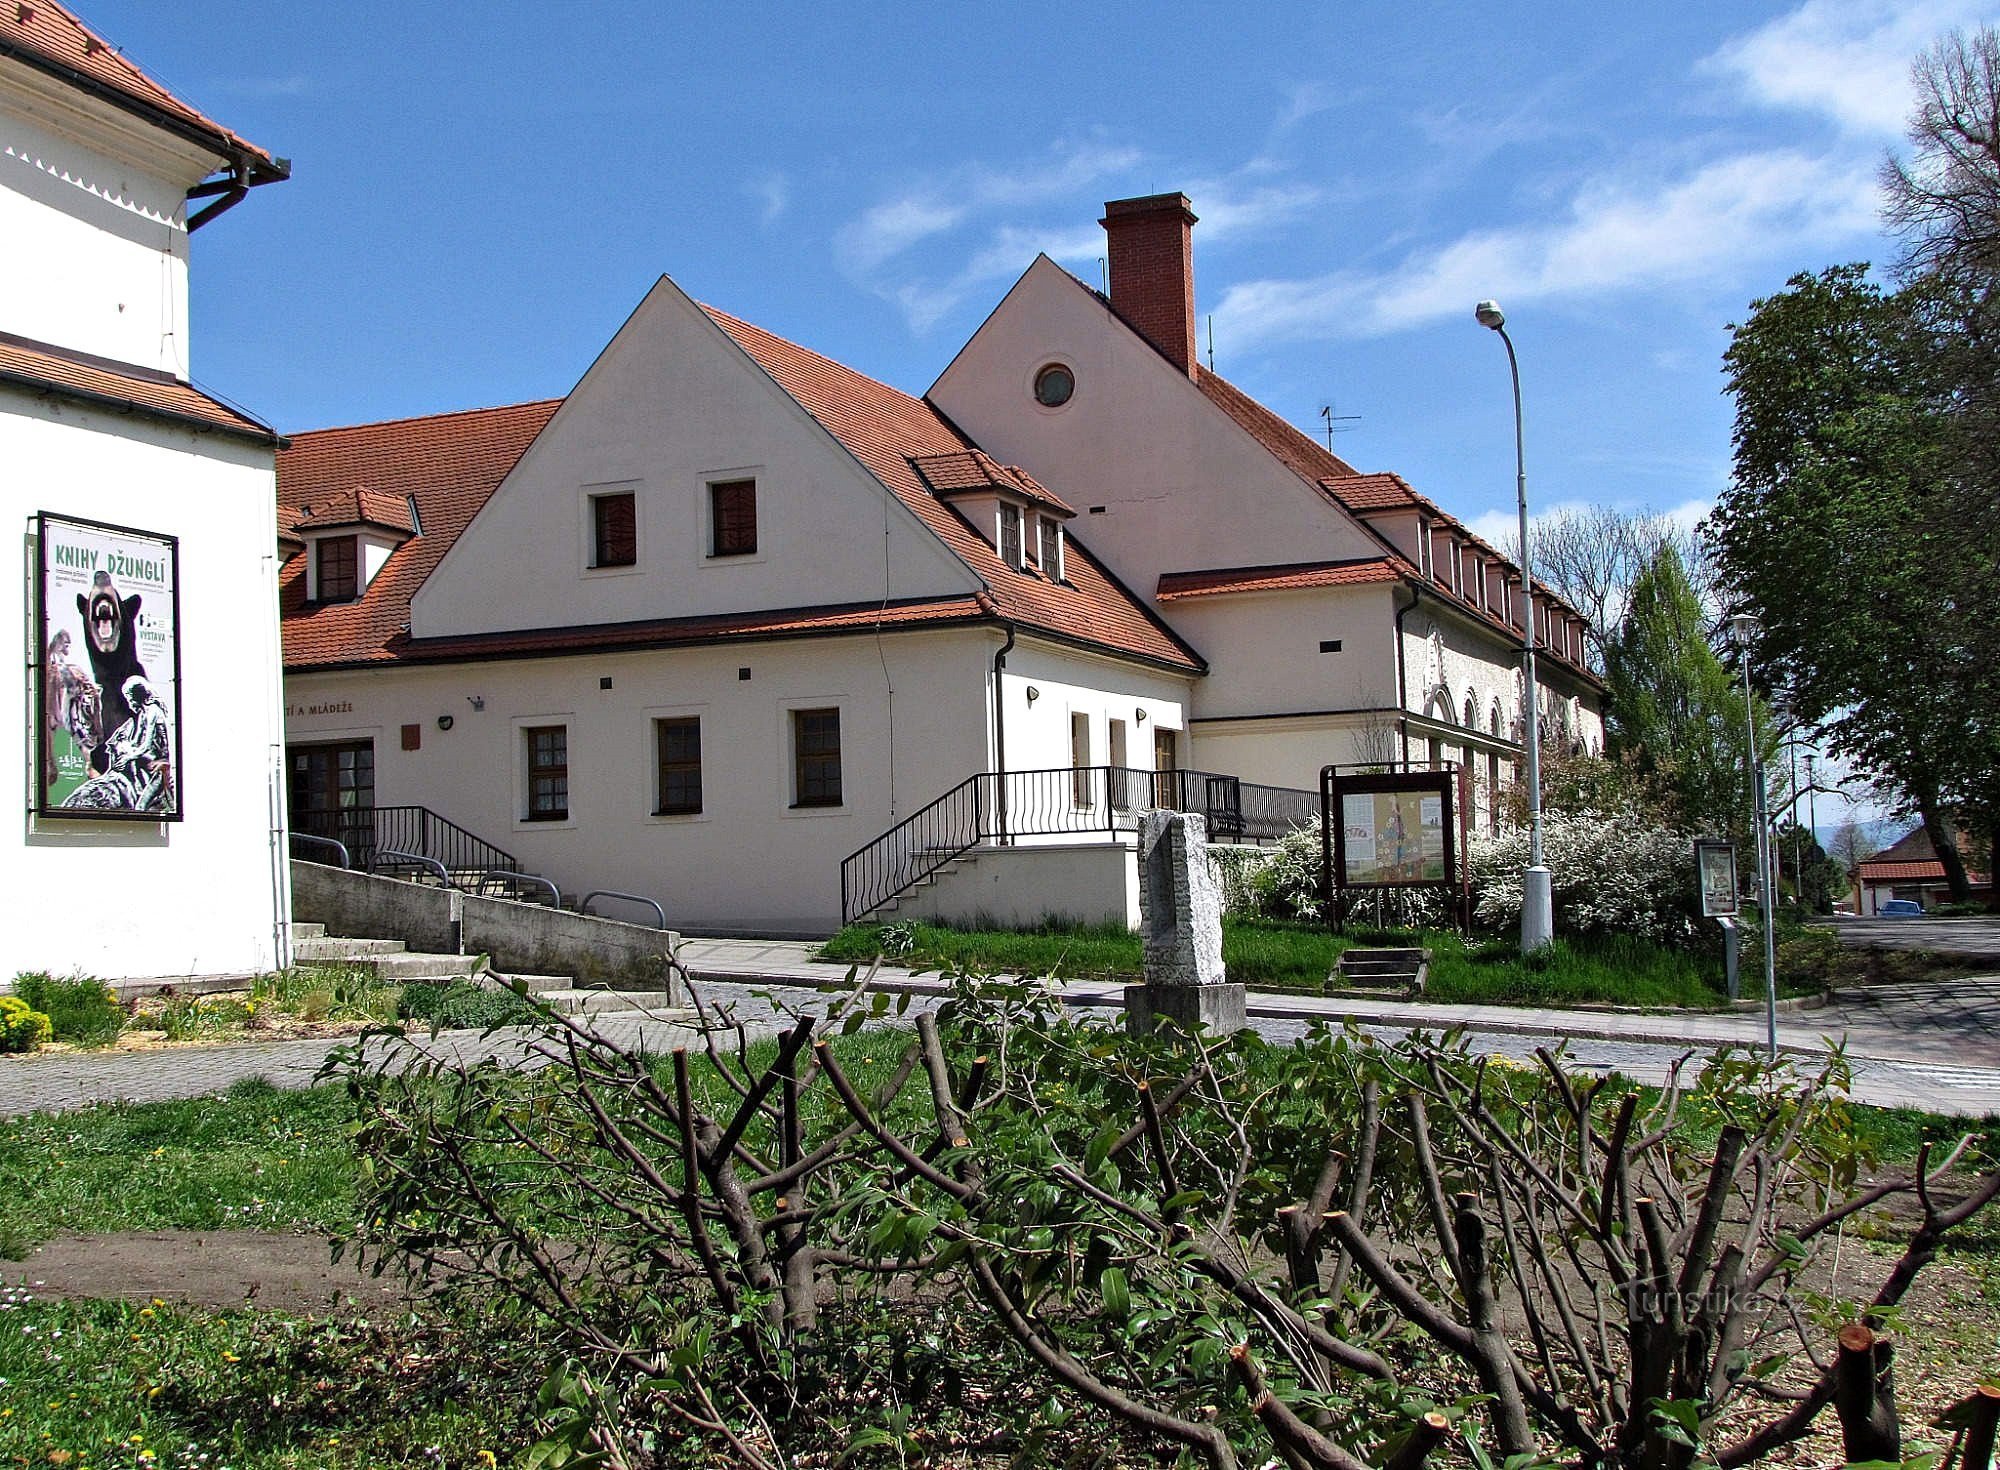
{"left": 581, "top": 890, "right": 668, "bottom": 929}
{"left": 376, "top": 848, "right": 451, "bottom": 885}
{"left": 480, "top": 870, "right": 562, "bottom": 907}
{"left": 840, "top": 765, "right": 1316, "bottom": 925}
{"left": 289, "top": 804, "right": 521, "bottom": 890}
{"left": 289, "top": 831, "right": 350, "bottom": 868}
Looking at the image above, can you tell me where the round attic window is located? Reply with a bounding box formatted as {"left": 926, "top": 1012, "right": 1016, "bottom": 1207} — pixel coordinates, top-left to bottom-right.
{"left": 1033, "top": 363, "right": 1075, "bottom": 407}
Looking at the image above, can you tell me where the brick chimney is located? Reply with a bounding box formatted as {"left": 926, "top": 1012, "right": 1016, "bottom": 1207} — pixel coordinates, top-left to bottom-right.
{"left": 1100, "top": 193, "right": 1198, "bottom": 378}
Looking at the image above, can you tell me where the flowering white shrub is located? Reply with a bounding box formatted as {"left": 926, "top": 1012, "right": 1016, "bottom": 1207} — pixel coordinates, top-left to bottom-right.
{"left": 1219, "top": 822, "right": 1447, "bottom": 930}
{"left": 1469, "top": 811, "right": 1699, "bottom": 946}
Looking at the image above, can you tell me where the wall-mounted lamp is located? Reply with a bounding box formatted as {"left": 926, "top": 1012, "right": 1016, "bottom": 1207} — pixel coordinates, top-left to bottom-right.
{"left": 437, "top": 713, "right": 455, "bottom": 732}
{"left": 1135, "top": 708, "right": 1148, "bottom": 724}
{"left": 1025, "top": 686, "right": 1041, "bottom": 704}
{"left": 467, "top": 695, "right": 485, "bottom": 712}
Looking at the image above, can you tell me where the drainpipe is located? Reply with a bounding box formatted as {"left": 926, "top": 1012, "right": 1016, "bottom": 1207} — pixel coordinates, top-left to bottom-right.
{"left": 992, "top": 621, "right": 1016, "bottom": 844}
{"left": 1393, "top": 583, "right": 1420, "bottom": 766}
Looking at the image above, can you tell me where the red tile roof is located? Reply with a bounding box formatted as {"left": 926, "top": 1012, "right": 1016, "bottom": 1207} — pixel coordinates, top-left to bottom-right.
{"left": 0, "top": 330, "right": 274, "bottom": 440}
{"left": 294, "top": 487, "right": 416, "bottom": 535}
{"left": 1192, "top": 362, "right": 1598, "bottom": 688}
{"left": 1156, "top": 557, "right": 1403, "bottom": 601}
{"left": 279, "top": 400, "right": 561, "bottom": 668}
{"left": 704, "top": 306, "right": 1200, "bottom": 673}
{"left": 1856, "top": 827, "right": 1990, "bottom": 885}
{"left": 280, "top": 304, "right": 1203, "bottom": 677}
{"left": 909, "top": 448, "right": 1074, "bottom": 516}
{"left": 0, "top": 0, "right": 282, "bottom": 177}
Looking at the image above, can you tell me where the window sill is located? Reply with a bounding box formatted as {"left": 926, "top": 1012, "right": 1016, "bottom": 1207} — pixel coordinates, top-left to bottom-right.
{"left": 651, "top": 807, "right": 705, "bottom": 820}
{"left": 522, "top": 812, "right": 570, "bottom": 823}
{"left": 786, "top": 800, "right": 847, "bottom": 817}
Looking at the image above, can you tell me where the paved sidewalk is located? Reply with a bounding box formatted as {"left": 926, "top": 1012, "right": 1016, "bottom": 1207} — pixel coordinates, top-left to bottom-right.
{"left": 3, "top": 942, "right": 1996, "bottom": 1119}
{"left": 1826, "top": 914, "right": 2000, "bottom": 961}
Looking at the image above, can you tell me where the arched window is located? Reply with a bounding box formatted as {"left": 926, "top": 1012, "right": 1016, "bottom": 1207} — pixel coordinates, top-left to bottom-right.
{"left": 1463, "top": 695, "right": 1477, "bottom": 729}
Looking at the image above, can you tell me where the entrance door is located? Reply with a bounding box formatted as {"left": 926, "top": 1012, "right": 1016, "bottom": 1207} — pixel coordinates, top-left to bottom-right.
{"left": 288, "top": 741, "right": 376, "bottom": 866}
{"left": 1153, "top": 727, "right": 1179, "bottom": 808}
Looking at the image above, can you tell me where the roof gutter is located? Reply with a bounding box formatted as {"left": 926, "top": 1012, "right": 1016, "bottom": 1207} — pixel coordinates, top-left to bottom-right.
{"left": 0, "top": 364, "right": 278, "bottom": 445}
{"left": 992, "top": 621, "right": 1016, "bottom": 845}
{"left": 0, "top": 40, "right": 290, "bottom": 187}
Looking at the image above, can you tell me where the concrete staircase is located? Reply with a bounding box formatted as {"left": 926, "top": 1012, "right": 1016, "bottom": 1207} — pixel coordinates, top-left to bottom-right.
{"left": 1327, "top": 946, "right": 1430, "bottom": 998}
{"left": 292, "top": 923, "right": 689, "bottom": 1019}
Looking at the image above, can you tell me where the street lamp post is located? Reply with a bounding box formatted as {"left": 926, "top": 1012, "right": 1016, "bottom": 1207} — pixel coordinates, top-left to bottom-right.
{"left": 1805, "top": 753, "right": 1818, "bottom": 912}
{"left": 1475, "top": 300, "right": 1552, "bottom": 953}
{"left": 1730, "top": 613, "right": 1779, "bottom": 1060}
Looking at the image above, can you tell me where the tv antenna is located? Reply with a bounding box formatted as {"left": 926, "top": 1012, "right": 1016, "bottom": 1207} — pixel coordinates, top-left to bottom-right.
{"left": 1319, "top": 402, "right": 1360, "bottom": 451}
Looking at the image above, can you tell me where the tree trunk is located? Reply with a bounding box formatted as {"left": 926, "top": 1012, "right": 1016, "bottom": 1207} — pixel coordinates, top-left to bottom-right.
{"left": 1920, "top": 805, "right": 1974, "bottom": 901}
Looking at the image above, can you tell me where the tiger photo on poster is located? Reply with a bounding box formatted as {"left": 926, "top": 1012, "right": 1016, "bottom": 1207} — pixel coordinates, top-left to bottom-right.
{"left": 35, "top": 512, "right": 183, "bottom": 820}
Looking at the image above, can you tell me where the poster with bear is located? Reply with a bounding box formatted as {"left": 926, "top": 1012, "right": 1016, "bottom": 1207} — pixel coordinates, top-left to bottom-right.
{"left": 36, "top": 512, "right": 182, "bottom": 820}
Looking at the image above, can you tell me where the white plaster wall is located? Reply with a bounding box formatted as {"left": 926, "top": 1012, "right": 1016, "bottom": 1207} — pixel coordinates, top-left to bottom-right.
{"left": 929, "top": 258, "right": 1380, "bottom": 599}
{"left": 1165, "top": 586, "right": 1400, "bottom": 723}
{"left": 283, "top": 630, "right": 997, "bottom": 937}
{"left": 0, "top": 71, "right": 212, "bottom": 375}
{"left": 4, "top": 394, "right": 287, "bottom": 976}
{"left": 1399, "top": 600, "right": 1604, "bottom": 758}
{"left": 893, "top": 843, "right": 1139, "bottom": 931}
{"left": 414, "top": 277, "right": 978, "bottom": 640}
{"left": 995, "top": 639, "right": 1190, "bottom": 776}
{"left": 1186, "top": 717, "right": 1387, "bottom": 793}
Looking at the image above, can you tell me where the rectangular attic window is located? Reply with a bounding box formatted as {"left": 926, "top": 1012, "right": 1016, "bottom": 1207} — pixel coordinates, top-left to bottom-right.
{"left": 998, "top": 504, "right": 1023, "bottom": 568}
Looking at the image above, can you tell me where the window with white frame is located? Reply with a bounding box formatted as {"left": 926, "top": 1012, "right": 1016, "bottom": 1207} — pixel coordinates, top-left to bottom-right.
{"left": 1036, "top": 515, "right": 1064, "bottom": 580}
{"left": 998, "top": 504, "right": 1024, "bottom": 568}
{"left": 1070, "top": 712, "right": 1091, "bottom": 805}
{"left": 654, "top": 716, "right": 701, "bottom": 815}
{"left": 791, "top": 708, "right": 842, "bottom": 808}
{"left": 524, "top": 725, "right": 569, "bottom": 821}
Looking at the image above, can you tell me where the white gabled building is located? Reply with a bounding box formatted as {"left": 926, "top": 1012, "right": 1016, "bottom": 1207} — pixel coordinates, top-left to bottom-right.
{"left": 3, "top": 1, "right": 290, "bottom": 977}
{"left": 278, "top": 278, "right": 1204, "bottom": 937}
{"left": 277, "top": 194, "right": 1605, "bottom": 939}
{"left": 930, "top": 193, "right": 1605, "bottom": 830}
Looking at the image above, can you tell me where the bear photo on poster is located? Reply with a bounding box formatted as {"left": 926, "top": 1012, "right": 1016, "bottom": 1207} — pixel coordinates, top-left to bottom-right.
{"left": 35, "top": 513, "right": 183, "bottom": 821}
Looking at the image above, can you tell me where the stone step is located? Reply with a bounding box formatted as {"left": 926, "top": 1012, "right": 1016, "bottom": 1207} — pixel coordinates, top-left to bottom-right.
{"left": 487, "top": 972, "right": 579, "bottom": 997}
{"left": 353, "top": 952, "right": 492, "bottom": 981}
{"left": 292, "top": 922, "right": 327, "bottom": 941}
{"left": 293, "top": 936, "right": 408, "bottom": 961}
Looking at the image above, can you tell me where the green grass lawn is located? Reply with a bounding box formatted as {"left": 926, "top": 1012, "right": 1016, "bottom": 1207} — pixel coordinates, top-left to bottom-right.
{"left": 820, "top": 918, "right": 1741, "bottom": 1009}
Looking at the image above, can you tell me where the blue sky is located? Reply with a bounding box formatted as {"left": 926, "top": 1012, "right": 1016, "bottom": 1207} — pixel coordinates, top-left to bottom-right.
{"left": 96, "top": 0, "right": 1990, "bottom": 829}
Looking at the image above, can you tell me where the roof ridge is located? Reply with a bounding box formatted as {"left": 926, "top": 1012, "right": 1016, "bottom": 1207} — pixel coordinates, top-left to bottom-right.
{"left": 288, "top": 397, "right": 565, "bottom": 440}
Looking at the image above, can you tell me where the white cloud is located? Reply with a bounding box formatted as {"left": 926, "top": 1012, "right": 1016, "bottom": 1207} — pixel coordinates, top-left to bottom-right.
{"left": 1703, "top": 0, "right": 1994, "bottom": 137}
{"left": 1184, "top": 181, "right": 1324, "bottom": 242}
{"left": 1213, "top": 149, "right": 1879, "bottom": 345}
{"left": 1462, "top": 498, "right": 1713, "bottom": 558}
{"left": 745, "top": 171, "right": 790, "bottom": 227}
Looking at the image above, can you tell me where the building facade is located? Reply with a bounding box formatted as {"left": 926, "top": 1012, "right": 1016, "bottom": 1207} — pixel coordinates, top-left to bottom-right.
{"left": 4, "top": 2, "right": 289, "bottom": 976}
{"left": 278, "top": 194, "right": 1602, "bottom": 937}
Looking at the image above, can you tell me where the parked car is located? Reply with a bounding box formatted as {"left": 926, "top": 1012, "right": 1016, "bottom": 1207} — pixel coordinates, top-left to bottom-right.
{"left": 1878, "top": 898, "right": 1923, "bottom": 916}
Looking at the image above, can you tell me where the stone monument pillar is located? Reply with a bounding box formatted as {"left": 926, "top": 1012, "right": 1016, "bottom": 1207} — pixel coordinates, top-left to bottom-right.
{"left": 1125, "top": 810, "right": 1246, "bottom": 1036}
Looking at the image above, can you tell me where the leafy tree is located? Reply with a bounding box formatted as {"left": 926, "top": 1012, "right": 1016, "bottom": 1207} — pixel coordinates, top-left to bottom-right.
{"left": 1601, "top": 544, "right": 1764, "bottom": 841}
{"left": 1773, "top": 818, "right": 1841, "bottom": 915}
{"left": 1715, "top": 265, "right": 1995, "bottom": 900}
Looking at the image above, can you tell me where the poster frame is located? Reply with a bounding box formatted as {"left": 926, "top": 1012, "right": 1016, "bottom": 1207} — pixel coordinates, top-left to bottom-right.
{"left": 34, "top": 510, "right": 186, "bottom": 823}
{"left": 1323, "top": 767, "right": 1460, "bottom": 892}
{"left": 1695, "top": 837, "right": 1739, "bottom": 918}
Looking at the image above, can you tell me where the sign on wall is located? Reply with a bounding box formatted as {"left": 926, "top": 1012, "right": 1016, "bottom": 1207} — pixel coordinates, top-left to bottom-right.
{"left": 35, "top": 512, "right": 183, "bottom": 821}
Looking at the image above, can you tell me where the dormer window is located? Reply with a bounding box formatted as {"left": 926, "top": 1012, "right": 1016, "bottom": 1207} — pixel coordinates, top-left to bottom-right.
{"left": 295, "top": 488, "right": 415, "bottom": 603}
{"left": 315, "top": 535, "right": 358, "bottom": 602}
{"left": 998, "top": 504, "right": 1024, "bottom": 568}
{"left": 1037, "top": 515, "right": 1064, "bottom": 581}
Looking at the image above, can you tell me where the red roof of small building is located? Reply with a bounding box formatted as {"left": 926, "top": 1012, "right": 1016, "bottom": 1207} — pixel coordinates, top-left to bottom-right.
{"left": 1156, "top": 557, "right": 1404, "bottom": 601}
{"left": 0, "top": 0, "right": 283, "bottom": 177}
{"left": 0, "top": 330, "right": 273, "bottom": 441}
{"left": 293, "top": 487, "right": 416, "bottom": 535}
{"left": 279, "top": 305, "right": 1202, "bottom": 677}
{"left": 1855, "top": 827, "right": 1990, "bottom": 886}
{"left": 908, "top": 448, "right": 1074, "bottom": 516}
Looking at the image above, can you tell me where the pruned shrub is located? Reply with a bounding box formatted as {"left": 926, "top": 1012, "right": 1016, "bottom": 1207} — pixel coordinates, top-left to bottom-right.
{"left": 12, "top": 971, "right": 123, "bottom": 1046}
{"left": 0, "top": 995, "right": 53, "bottom": 1053}
{"left": 395, "top": 979, "right": 540, "bottom": 1031}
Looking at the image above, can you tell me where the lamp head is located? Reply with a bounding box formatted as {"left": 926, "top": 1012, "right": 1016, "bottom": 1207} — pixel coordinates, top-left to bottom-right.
{"left": 1729, "top": 612, "right": 1760, "bottom": 648}
{"left": 1475, "top": 300, "right": 1506, "bottom": 330}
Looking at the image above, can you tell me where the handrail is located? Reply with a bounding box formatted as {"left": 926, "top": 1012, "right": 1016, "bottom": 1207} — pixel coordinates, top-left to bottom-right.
{"left": 289, "top": 804, "right": 521, "bottom": 889}
{"left": 839, "top": 765, "right": 1316, "bottom": 925}
{"left": 289, "top": 831, "right": 350, "bottom": 868}
{"left": 481, "top": 869, "right": 562, "bottom": 907}
{"left": 581, "top": 890, "right": 667, "bottom": 929}
{"left": 376, "top": 848, "right": 450, "bottom": 885}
